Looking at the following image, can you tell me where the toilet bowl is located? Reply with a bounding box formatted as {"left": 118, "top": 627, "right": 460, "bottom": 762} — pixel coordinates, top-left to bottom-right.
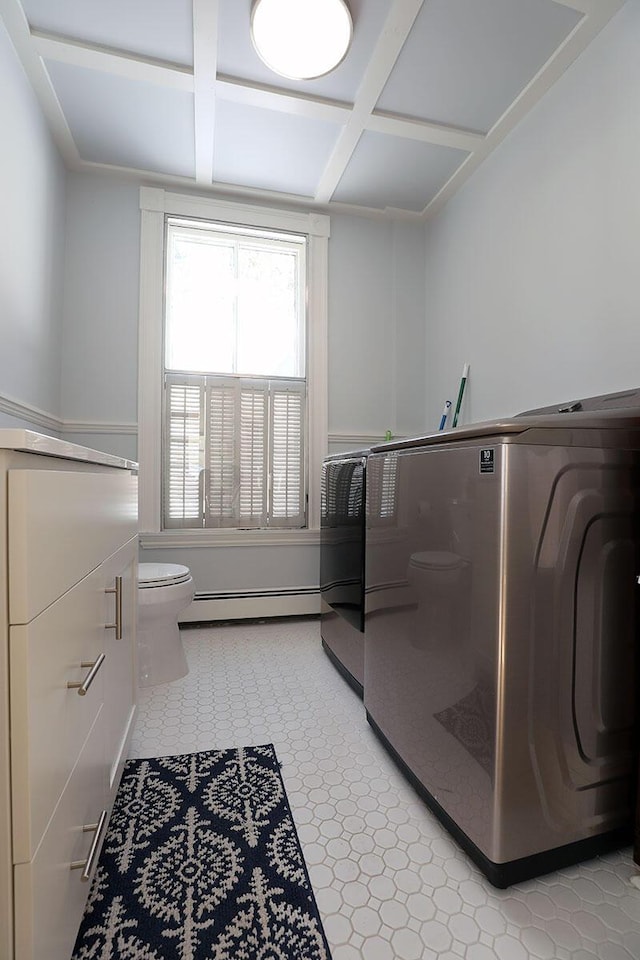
{"left": 137, "top": 562, "right": 195, "bottom": 687}
{"left": 407, "top": 551, "right": 468, "bottom": 591}
{"left": 407, "top": 551, "right": 470, "bottom": 647}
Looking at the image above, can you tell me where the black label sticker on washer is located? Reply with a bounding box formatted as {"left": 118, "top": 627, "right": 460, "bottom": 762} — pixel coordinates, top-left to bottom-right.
{"left": 480, "top": 448, "right": 495, "bottom": 474}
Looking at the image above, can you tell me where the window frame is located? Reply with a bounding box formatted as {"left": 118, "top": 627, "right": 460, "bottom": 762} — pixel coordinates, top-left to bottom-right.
{"left": 138, "top": 187, "right": 329, "bottom": 544}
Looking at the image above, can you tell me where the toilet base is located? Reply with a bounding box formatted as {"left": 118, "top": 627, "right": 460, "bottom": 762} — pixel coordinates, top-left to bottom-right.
{"left": 137, "top": 572, "right": 195, "bottom": 687}
{"left": 138, "top": 619, "right": 189, "bottom": 687}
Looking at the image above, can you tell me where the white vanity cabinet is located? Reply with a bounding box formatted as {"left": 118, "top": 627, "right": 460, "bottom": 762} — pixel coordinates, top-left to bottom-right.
{"left": 0, "top": 431, "right": 138, "bottom": 960}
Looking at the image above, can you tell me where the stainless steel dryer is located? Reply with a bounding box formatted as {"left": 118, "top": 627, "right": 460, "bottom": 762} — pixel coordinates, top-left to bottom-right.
{"left": 320, "top": 450, "right": 368, "bottom": 695}
{"left": 364, "top": 389, "right": 640, "bottom": 887}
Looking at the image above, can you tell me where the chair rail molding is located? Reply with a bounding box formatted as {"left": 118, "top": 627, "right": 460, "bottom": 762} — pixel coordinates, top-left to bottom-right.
{"left": 0, "top": 393, "right": 61, "bottom": 432}
{"left": 62, "top": 420, "right": 138, "bottom": 435}
{"left": 0, "top": 391, "right": 137, "bottom": 436}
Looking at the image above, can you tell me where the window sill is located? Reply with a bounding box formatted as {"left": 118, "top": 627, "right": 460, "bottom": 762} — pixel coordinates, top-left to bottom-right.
{"left": 139, "top": 528, "right": 321, "bottom": 549}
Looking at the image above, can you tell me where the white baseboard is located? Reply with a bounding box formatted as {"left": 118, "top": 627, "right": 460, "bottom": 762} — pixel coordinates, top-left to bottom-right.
{"left": 180, "top": 590, "right": 321, "bottom": 623}
{"left": 178, "top": 583, "right": 413, "bottom": 624}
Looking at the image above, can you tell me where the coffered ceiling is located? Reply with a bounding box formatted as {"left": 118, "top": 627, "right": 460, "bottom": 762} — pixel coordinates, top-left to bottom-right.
{"left": 0, "top": 0, "right": 624, "bottom": 219}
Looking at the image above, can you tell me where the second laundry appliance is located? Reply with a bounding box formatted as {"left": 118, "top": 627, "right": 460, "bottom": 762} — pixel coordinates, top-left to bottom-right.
{"left": 320, "top": 450, "right": 368, "bottom": 695}
{"left": 364, "top": 393, "right": 640, "bottom": 887}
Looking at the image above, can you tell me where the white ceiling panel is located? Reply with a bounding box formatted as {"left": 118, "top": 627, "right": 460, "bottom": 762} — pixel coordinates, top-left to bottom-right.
{"left": 213, "top": 101, "right": 343, "bottom": 198}
{"left": 332, "top": 130, "right": 469, "bottom": 213}
{"left": 216, "top": 0, "right": 390, "bottom": 104}
{"left": 376, "top": 0, "right": 583, "bottom": 133}
{"left": 45, "top": 60, "right": 195, "bottom": 177}
{"left": 22, "top": 0, "right": 194, "bottom": 66}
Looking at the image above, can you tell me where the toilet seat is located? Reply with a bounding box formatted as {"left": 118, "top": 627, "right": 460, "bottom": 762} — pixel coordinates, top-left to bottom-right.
{"left": 138, "top": 562, "right": 192, "bottom": 589}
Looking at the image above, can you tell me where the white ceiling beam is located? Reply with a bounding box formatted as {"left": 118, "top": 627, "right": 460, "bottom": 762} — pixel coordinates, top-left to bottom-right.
{"left": 31, "top": 30, "right": 194, "bottom": 91}
{"left": 367, "top": 112, "right": 484, "bottom": 153}
{"left": 74, "top": 155, "right": 423, "bottom": 223}
{"left": 217, "top": 76, "right": 483, "bottom": 155}
{"left": 314, "top": 0, "right": 425, "bottom": 205}
{"left": 423, "top": 0, "right": 625, "bottom": 220}
{"left": 327, "top": 199, "right": 423, "bottom": 222}
{"left": 216, "top": 75, "right": 352, "bottom": 124}
{"left": 550, "top": 0, "right": 616, "bottom": 13}
{"left": 79, "top": 155, "right": 323, "bottom": 209}
{"left": 0, "top": 0, "right": 80, "bottom": 168}
{"left": 192, "top": 0, "right": 218, "bottom": 185}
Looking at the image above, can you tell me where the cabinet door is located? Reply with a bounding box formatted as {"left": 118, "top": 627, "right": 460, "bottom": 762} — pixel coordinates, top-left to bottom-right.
{"left": 14, "top": 710, "right": 107, "bottom": 960}
{"left": 102, "top": 536, "right": 138, "bottom": 797}
{"left": 10, "top": 566, "right": 105, "bottom": 864}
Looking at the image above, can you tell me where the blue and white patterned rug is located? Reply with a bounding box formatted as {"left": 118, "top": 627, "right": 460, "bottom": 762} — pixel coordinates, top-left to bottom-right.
{"left": 72, "top": 745, "right": 332, "bottom": 960}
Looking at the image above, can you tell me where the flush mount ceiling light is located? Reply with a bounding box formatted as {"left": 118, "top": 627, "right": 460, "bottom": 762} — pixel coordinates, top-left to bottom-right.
{"left": 251, "top": 0, "right": 353, "bottom": 81}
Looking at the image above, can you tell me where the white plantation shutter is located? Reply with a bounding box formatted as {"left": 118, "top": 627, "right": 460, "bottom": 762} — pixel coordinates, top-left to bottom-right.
{"left": 239, "top": 381, "right": 268, "bottom": 527}
{"left": 366, "top": 451, "right": 398, "bottom": 526}
{"left": 320, "top": 463, "right": 329, "bottom": 519}
{"left": 164, "top": 377, "right": 203, "bottom": 527}
{"left": 205, "top": 379, "right": 238, "bottom": 527}
{"left": 380, "top": 453, "right": 398, "bottom": 519}
{"left": 164, "top": 373, "right": 305, "bottom": 528}
{"left": 270, "top": 384, "right": 305, "bottom": 527}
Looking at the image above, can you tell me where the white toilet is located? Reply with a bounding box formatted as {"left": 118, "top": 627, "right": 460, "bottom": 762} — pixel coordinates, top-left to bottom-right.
{"left": 406, "top": 551, "right": 471, "bottom": 646}
{"left": 406, "top": 497, "right": 474, "bottom": 645}
{"left": 407, "top": 550, "right": 469, "bottom": 590}
{"left": 137, "top": 562, "right": 195, "bottom": 687}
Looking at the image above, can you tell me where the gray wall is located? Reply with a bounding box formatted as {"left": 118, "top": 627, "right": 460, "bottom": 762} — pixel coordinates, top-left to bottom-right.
{"left": 0, "top": 18, "right": 66, "bottom": 429}
{"left": 60, "top": 173, "right": 140, "bottom": 461}
{"left": 328, "top": 215, "right": 426, "bottom": 445}
{"left": 392, "top": 220, "right": 428, "bottom": 435}
{"left": 423, "top": 1, "right": 640, "bottom": 427}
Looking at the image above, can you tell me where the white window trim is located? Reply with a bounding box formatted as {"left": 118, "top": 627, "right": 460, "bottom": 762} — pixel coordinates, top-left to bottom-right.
{"left": 138, "top": 186, "right": 329, "bottom": 541}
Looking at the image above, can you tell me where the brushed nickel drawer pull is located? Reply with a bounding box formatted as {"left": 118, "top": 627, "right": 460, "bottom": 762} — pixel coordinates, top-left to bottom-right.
{"left": 105, "top": 576, "right": 123, "bottom": 639}
{"left": 67, "top": 653, "right": 105, "bottom": 696}
{"left": 70, "top": 809, "right": 108, "bottom": 882}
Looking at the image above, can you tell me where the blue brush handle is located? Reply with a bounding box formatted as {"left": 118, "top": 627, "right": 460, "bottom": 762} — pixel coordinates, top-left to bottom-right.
{"left": 438, "top": 400, "right": 452, "bottom": 431}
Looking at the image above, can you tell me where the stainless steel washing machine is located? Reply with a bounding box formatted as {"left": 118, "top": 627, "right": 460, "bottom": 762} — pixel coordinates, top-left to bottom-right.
{"left": 365, "top": 389, "right": 640, "bottom": 887}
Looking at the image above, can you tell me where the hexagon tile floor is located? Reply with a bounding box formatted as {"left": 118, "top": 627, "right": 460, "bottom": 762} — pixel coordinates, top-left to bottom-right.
{"left": 129, "top": 619, "right": 640, "bottom": 960}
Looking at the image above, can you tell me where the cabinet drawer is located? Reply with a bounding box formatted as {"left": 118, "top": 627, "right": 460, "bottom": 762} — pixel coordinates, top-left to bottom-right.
{"left": 102, "top": 538, "right": 138, "bottom": 793}
{"left": 14, "top": 710, "right": 107, "bottom": 960}
{"left": 10, "top": 566, "right": 106, "bottom": 863}
{"left": 9, "top": 469, "right": 138, "bottom": 624}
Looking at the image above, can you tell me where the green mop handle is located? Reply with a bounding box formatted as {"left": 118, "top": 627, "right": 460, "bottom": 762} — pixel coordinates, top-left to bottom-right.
{"left": 452, "top": 363, "right": 469, "bottom": 428}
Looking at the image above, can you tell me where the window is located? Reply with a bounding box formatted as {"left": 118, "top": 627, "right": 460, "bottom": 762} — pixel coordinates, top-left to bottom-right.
{"left": 163, "top": 219, "right": 307, "bottom": 529}
{"left": 138, "top": 188, "right": 328, "bottom": 542}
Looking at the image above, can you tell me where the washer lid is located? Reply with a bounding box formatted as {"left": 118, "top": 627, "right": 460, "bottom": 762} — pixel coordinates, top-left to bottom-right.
{"left": 138, "top": 562, "right": 191, "bottom": 588}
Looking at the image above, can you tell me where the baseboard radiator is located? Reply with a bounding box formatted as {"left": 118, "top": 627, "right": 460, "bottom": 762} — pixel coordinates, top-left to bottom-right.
{"left": 179, "top": 586, "right": 320, "bottom": 623}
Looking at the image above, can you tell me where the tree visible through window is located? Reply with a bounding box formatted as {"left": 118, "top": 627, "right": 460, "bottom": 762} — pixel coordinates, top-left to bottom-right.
{"left": 163, "top": 218, "right": 307, "bottom": 529}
